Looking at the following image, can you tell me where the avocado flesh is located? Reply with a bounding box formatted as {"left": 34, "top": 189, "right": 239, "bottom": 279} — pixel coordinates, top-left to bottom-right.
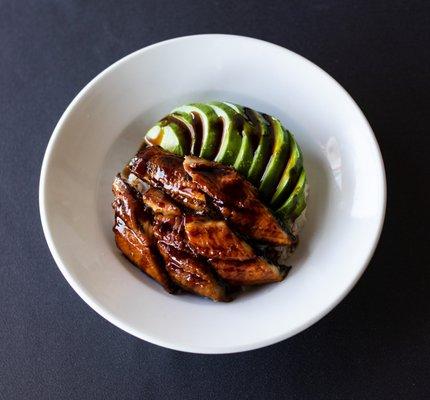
{"left": 217, "top": 102, "right": 258, "bottom": 176}
{"left": 258, "top": 117, "right": 290, "bottom": 200}
{"left": 145, "top": 122, "right": 189, "bottom": 156}
{"left": 172, "top": 103, "right": 220, "bottom": 160}
{"left": 275, "top": 170, "right": 307, "bottom": 222}
{"left": 291, "top": 183, "right": 307, "bottom": 220}
{"left": 270, "top": 133, "right": 304, "bottom": 207}
{"left": 247, "top": 111, "right": 272, "bottom": 185}
{"left": 208, "top": 102, "right": 242, "bottom": 165}
{"left": 169, "top": 111, "right": 200, "bottom": 155}
{"left": 233, "top": 121, "right": 256, "bottom": 176}
{"left": 144, "top": 101, "right": 307, "bottom": 222}
{"left": 223, "top": 101, "right": 243, "bottom": 114}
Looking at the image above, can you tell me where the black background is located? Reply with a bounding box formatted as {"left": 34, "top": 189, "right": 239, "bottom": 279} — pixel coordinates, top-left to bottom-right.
{"left": 1, "top": 1, "right": 429, "bottom": 399}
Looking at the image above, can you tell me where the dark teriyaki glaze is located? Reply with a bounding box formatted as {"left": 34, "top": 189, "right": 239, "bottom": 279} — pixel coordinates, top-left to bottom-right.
{"left": 243, "top": 106, "right": 256, "bottom": 124}
{"left": 232, "top": 112, "right": 245, "bottom": 136}
{"left": 113, "top": 146, "right": 296, "bottom": 301}
{"left": 183, "top": 156, "right": 296, "bottom": 246}
{"left": 209, "top": 257, "right": 287, "bottom": 286}
{"left": 130, "top": 146, "right": 207, "bottom": 213}
{"left": 260, "top": 113, "right": 275, "bottom": 171}
{"left": 111, "top": 176, "right": 175, "bottom": 292}
{"left": 190, "top": 111, "right": 203, "bottom": 156}
{"left": 148, "top": 202, "right": 230, "bottom": 301}
{"left": 242, "top": 107, "right": 261, "bottom": 152}
{"left": 156, "top": 241, "right": 230, "bottom": 301}
{"left": 183, "top": 215, "right": 255, "bottom": 261}
{"left": 212, "top": 116, "right": 224, "bottom": 157}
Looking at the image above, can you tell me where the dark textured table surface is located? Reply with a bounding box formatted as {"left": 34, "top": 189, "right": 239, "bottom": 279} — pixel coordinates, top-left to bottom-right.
{"left": 1, "top": 1, "right": 429, "bottom": 399}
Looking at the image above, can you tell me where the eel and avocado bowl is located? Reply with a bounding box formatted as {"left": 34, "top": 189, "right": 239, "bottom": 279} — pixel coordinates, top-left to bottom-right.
{"left": 112, "top": 101, "right": 308, "bottom": 302}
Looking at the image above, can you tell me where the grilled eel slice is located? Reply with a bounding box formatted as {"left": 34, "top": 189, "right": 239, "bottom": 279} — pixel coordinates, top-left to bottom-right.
{"left": 183, "top": 156, "right": 296, "bottom": 246}
{"left": 112, "top": 176, "right": 175, "bottom": 293}
{"left": 143, "top": 188, "right": 287, "bottom": 287}
{"left": 183, "top": 215, "right": 254, "bottom": 261}
{"left": 129, "top": 146, "right": 207, "bottom": 213}
{"left": 142, "top": 188, "right": 230, "bottom": 301}
{"left": 184, "top": 215, "right": 287, "bottom": 285}
{"left": 208, "top": 259, "right": 287, "bottom": 286}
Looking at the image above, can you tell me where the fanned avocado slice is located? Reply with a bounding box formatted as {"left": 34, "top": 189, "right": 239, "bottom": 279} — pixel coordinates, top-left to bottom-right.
{"left": 144, "top": 101, "right": 307, "bottom": 222}
{"left": 172, "top": 103, "right": 220, "bottom": 159}
{"left": 275, "top": 170, "right": 307, "bottom": 221}
{"left": 270, "top": 133, "right": 304, "bottom": 207}
{"left": 246, "top": 110, "right": 272, "bottom": 185}
{"left": 258, "top": 116, "right": 290, "bottom": 200}
{"left": 233, "top": 121, "right": 257, "bottom": 176}
{"left": 291, "top": 182, "right": 307, "bottom": 220}
{"left": 216, "top": 102, "right": 258, "bottom": 176}
{"left": 145, "top": 121, "right": 189, "bottom": 156}
{"left": 208, "top": 101, "right": 243, "bottom": 165}
{"left": 168, "top": 111, "right": 200, "bottom": 155}
{"left": 223, "top": 101, "right": 243, "bottom": 114}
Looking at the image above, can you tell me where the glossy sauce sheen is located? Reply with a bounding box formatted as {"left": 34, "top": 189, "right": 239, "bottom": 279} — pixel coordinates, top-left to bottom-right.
{"left": 113, "top": 146, "right": 293, "bottom": 301}
{"left": 190, "top": 111, "right": 203, "bottom": 156}
{"left": 130, "top": 146, "right": 207, "bottom": 212}
{"left": 151, "top": 208, "right": 229, "bottom": 301}
{"left": 260, "top": 114, "right": 275, "bottom": 174}
{"left": 184, "top": 215, "right": 255, "bottom": 261}
{"left": 112, "top": 176, "right": 175, "bottom": 292}
{"left": 183, "top": 155, "right": 296, "bottom": 246}
{"left": 243, "top": 107, "right": 261, "bottom": 152}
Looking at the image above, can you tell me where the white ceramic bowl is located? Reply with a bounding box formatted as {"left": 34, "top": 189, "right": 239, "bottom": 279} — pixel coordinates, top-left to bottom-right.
{"left": 40, "top": 34, "right": 386, "bottom": 353}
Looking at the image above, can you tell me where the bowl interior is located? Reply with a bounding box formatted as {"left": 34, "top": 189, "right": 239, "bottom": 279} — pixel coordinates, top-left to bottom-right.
{"left": 40, "top": 35, "right": 385, "bottom": 353}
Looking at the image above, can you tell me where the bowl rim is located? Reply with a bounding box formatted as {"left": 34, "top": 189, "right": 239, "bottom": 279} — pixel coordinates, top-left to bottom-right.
{"left": 39, "top": 34, "right": 387, "bottom": 353}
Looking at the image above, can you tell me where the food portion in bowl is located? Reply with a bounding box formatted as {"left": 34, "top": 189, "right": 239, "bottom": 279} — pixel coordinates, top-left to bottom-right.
{"left": 112, "top": 102, "right": 307, "bottom": 301}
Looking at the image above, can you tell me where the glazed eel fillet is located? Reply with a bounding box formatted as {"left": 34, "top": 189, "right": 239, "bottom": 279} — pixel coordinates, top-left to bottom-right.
{"left": 183, "top": 155, "right": 296, "bottom": 246}
{"left": 142, "top": 187, "right": 229, "bottom": 301}
{"left": 130, "top": 146, "right": 295, "bottom": 245}
{"left": 112, "top": 176, "right": 174, "bottom": 293}
{"left": 183, "top": 215, "right": 287, "bottom": 285}
{"left": 113, "top": 146, "right": 292, "bottom": 301}
{"left": 129, "top": 145, "right": 207, "bottom": 213}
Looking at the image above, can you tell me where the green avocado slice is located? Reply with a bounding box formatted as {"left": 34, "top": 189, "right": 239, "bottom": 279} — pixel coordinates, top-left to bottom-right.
{"left": 208, "top": 102, "right": 243, "bottom": 165}
{"left": 172, "top": 103, "right": 220, "bottom": 160}
{"left": 222, "top": 101, "right": 243, "bottom": 114}
{"left": 233, "top": 121, "right": 258, "bottom": 176}
{"left": 270, "top": 133, "right": 304, "bottom": 207}
{"left": 168, "top": 111, "right": 200, "bottom": 155}
{"left": 291, "top": 184, "right": 307, "bottom": 220}
{"left": 218, "top": 102, "right": 259, "bottom": 176}
{"left": 258, "top": 116, "right": 290, "bottom": 200}
{"left": 275, "top": 170, "right": 307, "bottom": 222}
{"left": 246, "top": 110, "right": 272, "bottom": 185}
{"left": 145, "top": 121, "right": 189, "bottom": 156}
{"left": 144, "top": 102, "right": 307, "bottom": 222}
